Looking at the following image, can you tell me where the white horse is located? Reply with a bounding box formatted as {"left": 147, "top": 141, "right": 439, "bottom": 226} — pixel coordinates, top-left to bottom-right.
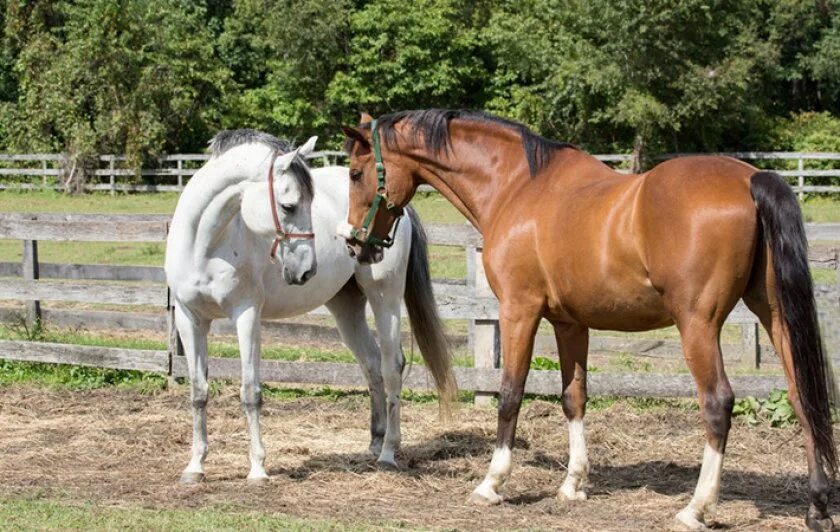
{"left": 165, "top": 129, "right": 455, "bottom": 484}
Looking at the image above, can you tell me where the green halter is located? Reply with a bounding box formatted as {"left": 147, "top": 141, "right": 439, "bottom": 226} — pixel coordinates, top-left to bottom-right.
{"left": 351, "top": 118, "right": 403, "bottom": 248}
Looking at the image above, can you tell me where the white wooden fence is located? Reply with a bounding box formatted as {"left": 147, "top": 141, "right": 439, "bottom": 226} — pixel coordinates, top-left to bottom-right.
{"left": 1, "top": 152, "right": 839, "bottom": 194}
{"left": 2, "top": 213, "right": 839, "bottom": 400}
{"left": 0, "top": 151, "right": 345, "bottom": 194}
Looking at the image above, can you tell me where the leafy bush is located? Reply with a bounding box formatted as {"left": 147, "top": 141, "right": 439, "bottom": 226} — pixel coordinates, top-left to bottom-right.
{"left": 733, "top": 389, "right": 797, "bottom": 427}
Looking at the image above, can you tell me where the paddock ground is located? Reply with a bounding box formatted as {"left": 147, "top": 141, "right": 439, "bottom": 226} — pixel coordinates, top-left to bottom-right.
{"left": 0, "top": 384, "right": 831, "bottom": 530}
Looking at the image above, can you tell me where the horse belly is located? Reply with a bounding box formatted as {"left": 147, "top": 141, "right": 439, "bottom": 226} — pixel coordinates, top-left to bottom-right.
{"left": 552, "top": 283, "right": 673, "bottom": 332}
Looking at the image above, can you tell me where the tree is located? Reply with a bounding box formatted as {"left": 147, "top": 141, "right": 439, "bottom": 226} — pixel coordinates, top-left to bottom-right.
{"left": 326, "top": 0, "right": 490, "bottom": 123}
{"left": 218, "top": 0, "right": 353, "bottom": 143}
{"left": 484, "top": 0, "right": 780, "bottom": 156}
{"left": 3, "top": 0, "right": 230, "bottom": 170}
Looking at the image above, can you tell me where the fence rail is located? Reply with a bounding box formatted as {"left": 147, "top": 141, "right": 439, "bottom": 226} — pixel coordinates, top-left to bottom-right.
{"left": 0, "top": 213, "right": 838, "bottom": 401}
{"left": 2, "top": 151, "right": 840, "bottom": 194}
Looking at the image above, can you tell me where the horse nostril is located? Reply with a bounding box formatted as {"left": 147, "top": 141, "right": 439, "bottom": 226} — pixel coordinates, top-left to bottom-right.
{"left": 346, "top": 244, "right": 356, "bottom": 257}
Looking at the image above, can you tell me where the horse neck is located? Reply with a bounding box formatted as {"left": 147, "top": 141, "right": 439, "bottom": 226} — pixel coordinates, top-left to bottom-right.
{"left": 169, "top": 146, "right": 270, "bottom": 263}
{"left": 405, "top": 122, "right": 532, "bottom": 233}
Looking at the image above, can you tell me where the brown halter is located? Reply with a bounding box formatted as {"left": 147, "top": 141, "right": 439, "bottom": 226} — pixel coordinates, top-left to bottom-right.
{"left": 267, "top": 150, "right": 315, "bottom": 263}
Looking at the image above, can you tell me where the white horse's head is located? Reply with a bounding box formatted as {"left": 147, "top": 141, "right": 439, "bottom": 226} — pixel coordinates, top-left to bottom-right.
{"left": 241, "top": 136, "right": 318, "bottom": 285}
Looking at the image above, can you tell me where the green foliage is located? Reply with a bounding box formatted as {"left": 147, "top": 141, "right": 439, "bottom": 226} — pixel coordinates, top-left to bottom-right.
{"left": 2, "top": 0, "right": 230, "bottom": 163}
{"left": 531, "top": 356, "right": 560, "bottom": 371}
{"left": 771, "top": 111, "right": 840, "bottom": 153}
{"left": 219, "top": 0, "right": 352, "bottom": 142}
{"left": 1, "top": 0, "right": 840, "bottom": 158}
{"left": 326, "top": 0, "right": 488, "bottom": 123}
{"left": 733, "top": 389, "right": 798, "bottom": 427}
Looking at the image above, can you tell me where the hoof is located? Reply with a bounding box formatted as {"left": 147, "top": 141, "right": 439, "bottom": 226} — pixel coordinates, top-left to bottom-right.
{"left": 807, "top": 514, "right": 835, "bottom": 532}
{"left": 179, "top": 471, "right": 205, "bottom": 485}
{"left": 558, "top": 485, "right": 588, "bottom": 501}
{"left": 675, "top": 509, "right": 707, "bottom": 531}
{"left": 369, "top": 441, "right": 383, "bottom": 457}
{"left": 245, "top": 468, "right": 268, "bottom": 486}
{"left": 246, "top": 473, "right": 270, "bottom": 485}
{"left": 469, "top": 488, "right": 502, "bottom": 506}
{"left": 376, "top": 459, "right": 399, "bottom": 471}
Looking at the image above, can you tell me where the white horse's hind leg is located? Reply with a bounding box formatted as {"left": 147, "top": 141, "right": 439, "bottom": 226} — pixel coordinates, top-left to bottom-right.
{"left": 175, "top": 304, "right": 211, "bottom": 484}
{"left": 233, "top": 304, "right": 269, "bottom": 483}
{"left": 367, "top": 287, "right": 405, "bottom": 469}
{"left": 325, "top": 281, "right": 387, "bottom": 456}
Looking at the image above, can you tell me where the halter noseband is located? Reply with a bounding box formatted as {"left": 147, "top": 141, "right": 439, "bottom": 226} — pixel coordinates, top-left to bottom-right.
{"left": 267, "top": 150, "right": 315, "bottom": 263}
{"left": 349, "top": 118, "right": 404, "bottom": 248}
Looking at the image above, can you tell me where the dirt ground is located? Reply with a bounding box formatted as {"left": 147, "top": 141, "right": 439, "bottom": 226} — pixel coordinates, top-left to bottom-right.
{"left": 0, "top": 385, "right": 830, "bottom": 530}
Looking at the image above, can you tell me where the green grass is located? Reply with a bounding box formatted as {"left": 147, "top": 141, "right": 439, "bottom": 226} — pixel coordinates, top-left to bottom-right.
{"left": 801, "top": 196, "right": 840, "bottom": 223}
{"left": 0, "top": 497, "right": 366, "bottom": 531}
{"left": 0, "top": 188, "right": 180, "bottom": 214}
{"left": 0, "top": 322, "right": 359, "bottom": 364}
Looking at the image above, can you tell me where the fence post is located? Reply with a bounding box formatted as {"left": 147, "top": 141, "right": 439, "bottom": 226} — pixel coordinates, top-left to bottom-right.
{"left": 41, "top": 159, "right": 48, "bottom": 188}
{"left": 466, "top": 245, "right": 477, "bottom": 354}
{"left": 177, "top": 158, "right": 184, "bottom": 190}
{"left": 742, "top": 322, "right": 760, "bottom": 369}
{"left": 472, "top": 246, "right": 500, "bottom": 407}
{"left": 797, "top": 156, "right": 805, "bottom": 200}
{"left": 109, "top": 158, "right": 116, "bottom": 197}
{"left": 22, "top": 239, "right": 41, "bottom": 330}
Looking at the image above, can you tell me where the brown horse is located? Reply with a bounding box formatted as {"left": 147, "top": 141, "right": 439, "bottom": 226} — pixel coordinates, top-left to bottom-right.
{"left": 340, "top": 109, "right": 837, "bottom": 530}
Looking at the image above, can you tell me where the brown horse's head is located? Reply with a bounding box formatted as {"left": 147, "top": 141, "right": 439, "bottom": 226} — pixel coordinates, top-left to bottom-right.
{"left": 339, "top": 113, "right": 419, "bottom": 263}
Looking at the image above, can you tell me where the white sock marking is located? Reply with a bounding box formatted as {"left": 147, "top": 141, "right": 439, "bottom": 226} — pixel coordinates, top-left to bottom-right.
{"left": 474, "top": 447, "right": 512, "bottom": 501}
{"left": 678, "top": 443, "right": 724, "bottom": 524}
{"left": 560, "top": 419, "right": 589, "bottom": 500}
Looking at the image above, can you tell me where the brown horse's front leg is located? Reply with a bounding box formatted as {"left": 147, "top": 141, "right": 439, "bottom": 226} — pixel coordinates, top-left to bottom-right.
{"left": 469, "top": 306, "right": 541, "bottom": 506}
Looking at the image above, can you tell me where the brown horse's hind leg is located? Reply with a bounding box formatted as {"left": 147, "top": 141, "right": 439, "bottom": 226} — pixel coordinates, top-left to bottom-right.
{"left": 743, "top": 291, "right": 835, "bottom": 531}
{"left": 469, "top": 305, "right": 542, "bottom": 505}
{"left": 552, "top": 322, "right": 590, "bottom": 501}
{"left": 674, "top": 319, "right": 735, "bottom": 530}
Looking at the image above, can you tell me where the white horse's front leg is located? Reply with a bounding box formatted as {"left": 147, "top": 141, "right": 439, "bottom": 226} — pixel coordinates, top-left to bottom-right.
{"left": 369, "top": 294, "right": 404, "bottom": 468}
{"left": 175, "top": 304, "right": 211, "bottom": 484}
{"left": 234, "top": 304, "right": 268, "bottom": 483}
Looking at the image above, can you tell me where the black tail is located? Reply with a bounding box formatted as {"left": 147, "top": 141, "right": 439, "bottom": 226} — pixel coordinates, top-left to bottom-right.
{"left": 751, "top": 171, "right": 837, "bottom": 475}
{"left": 403, "top": 207, "right": 457, "bottom": 415}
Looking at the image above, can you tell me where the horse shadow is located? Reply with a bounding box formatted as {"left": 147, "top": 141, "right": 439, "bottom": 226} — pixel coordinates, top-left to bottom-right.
{"left": 272, "top": 429, "right": 503, "bottom": 479}
{"left": 268, "top": 430, "right": 810, "bottom": 521}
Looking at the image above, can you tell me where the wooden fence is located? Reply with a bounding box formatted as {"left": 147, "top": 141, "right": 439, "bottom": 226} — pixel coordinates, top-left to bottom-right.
{"left": 0, "top": 151, "right": 345, "bottom": 194}
{"left": 2, "top": 151, "right": 840, "bottom": 195}
{"left": 0, "top": 213, "right": 838, "bottom": 401}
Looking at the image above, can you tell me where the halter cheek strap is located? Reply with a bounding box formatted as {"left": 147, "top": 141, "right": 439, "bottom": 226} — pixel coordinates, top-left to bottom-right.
{"left": 349, "top": 118, "right": 404, "bottom": 248}
{"left": 267, "top": 150, "right": 315, "bottom": 263}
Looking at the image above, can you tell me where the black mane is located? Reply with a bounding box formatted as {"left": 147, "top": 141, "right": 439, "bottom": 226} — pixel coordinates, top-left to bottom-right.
{"left": 365, "top": 109, "right": 576, "bottom": 177}
{"left": 208, "top": 128, "right": 313, "bottom": 199}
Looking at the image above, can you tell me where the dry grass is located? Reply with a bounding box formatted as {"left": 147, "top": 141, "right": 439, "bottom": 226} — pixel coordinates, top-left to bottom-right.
{"left": 0, "top": 384, "right": 828, "bottom": 530}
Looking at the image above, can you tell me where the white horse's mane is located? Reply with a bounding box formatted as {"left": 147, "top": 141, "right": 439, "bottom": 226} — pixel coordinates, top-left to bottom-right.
{"left": 168, "top": 130, "right": 313, "bottom": 271}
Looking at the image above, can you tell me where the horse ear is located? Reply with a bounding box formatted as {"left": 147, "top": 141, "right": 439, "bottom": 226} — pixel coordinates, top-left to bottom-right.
{"left": 274, "top": 150, "right": 297, "bottom": 172}
{"left": 359, "top": 112, "right": 373, "bottom": 124}
{"left": 341, "top": 126, "right": 370, "bottom": 148}
{"left": 298, "top": 136, "right": 317, "bottom": 158}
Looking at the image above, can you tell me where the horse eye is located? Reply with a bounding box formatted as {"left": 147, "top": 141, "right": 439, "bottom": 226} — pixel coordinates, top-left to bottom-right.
{"left": 350, "top": 168, "right": 363, "bottom": 181}
{"left": 281, "top": 203, "right": 296, "bottom": 214}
